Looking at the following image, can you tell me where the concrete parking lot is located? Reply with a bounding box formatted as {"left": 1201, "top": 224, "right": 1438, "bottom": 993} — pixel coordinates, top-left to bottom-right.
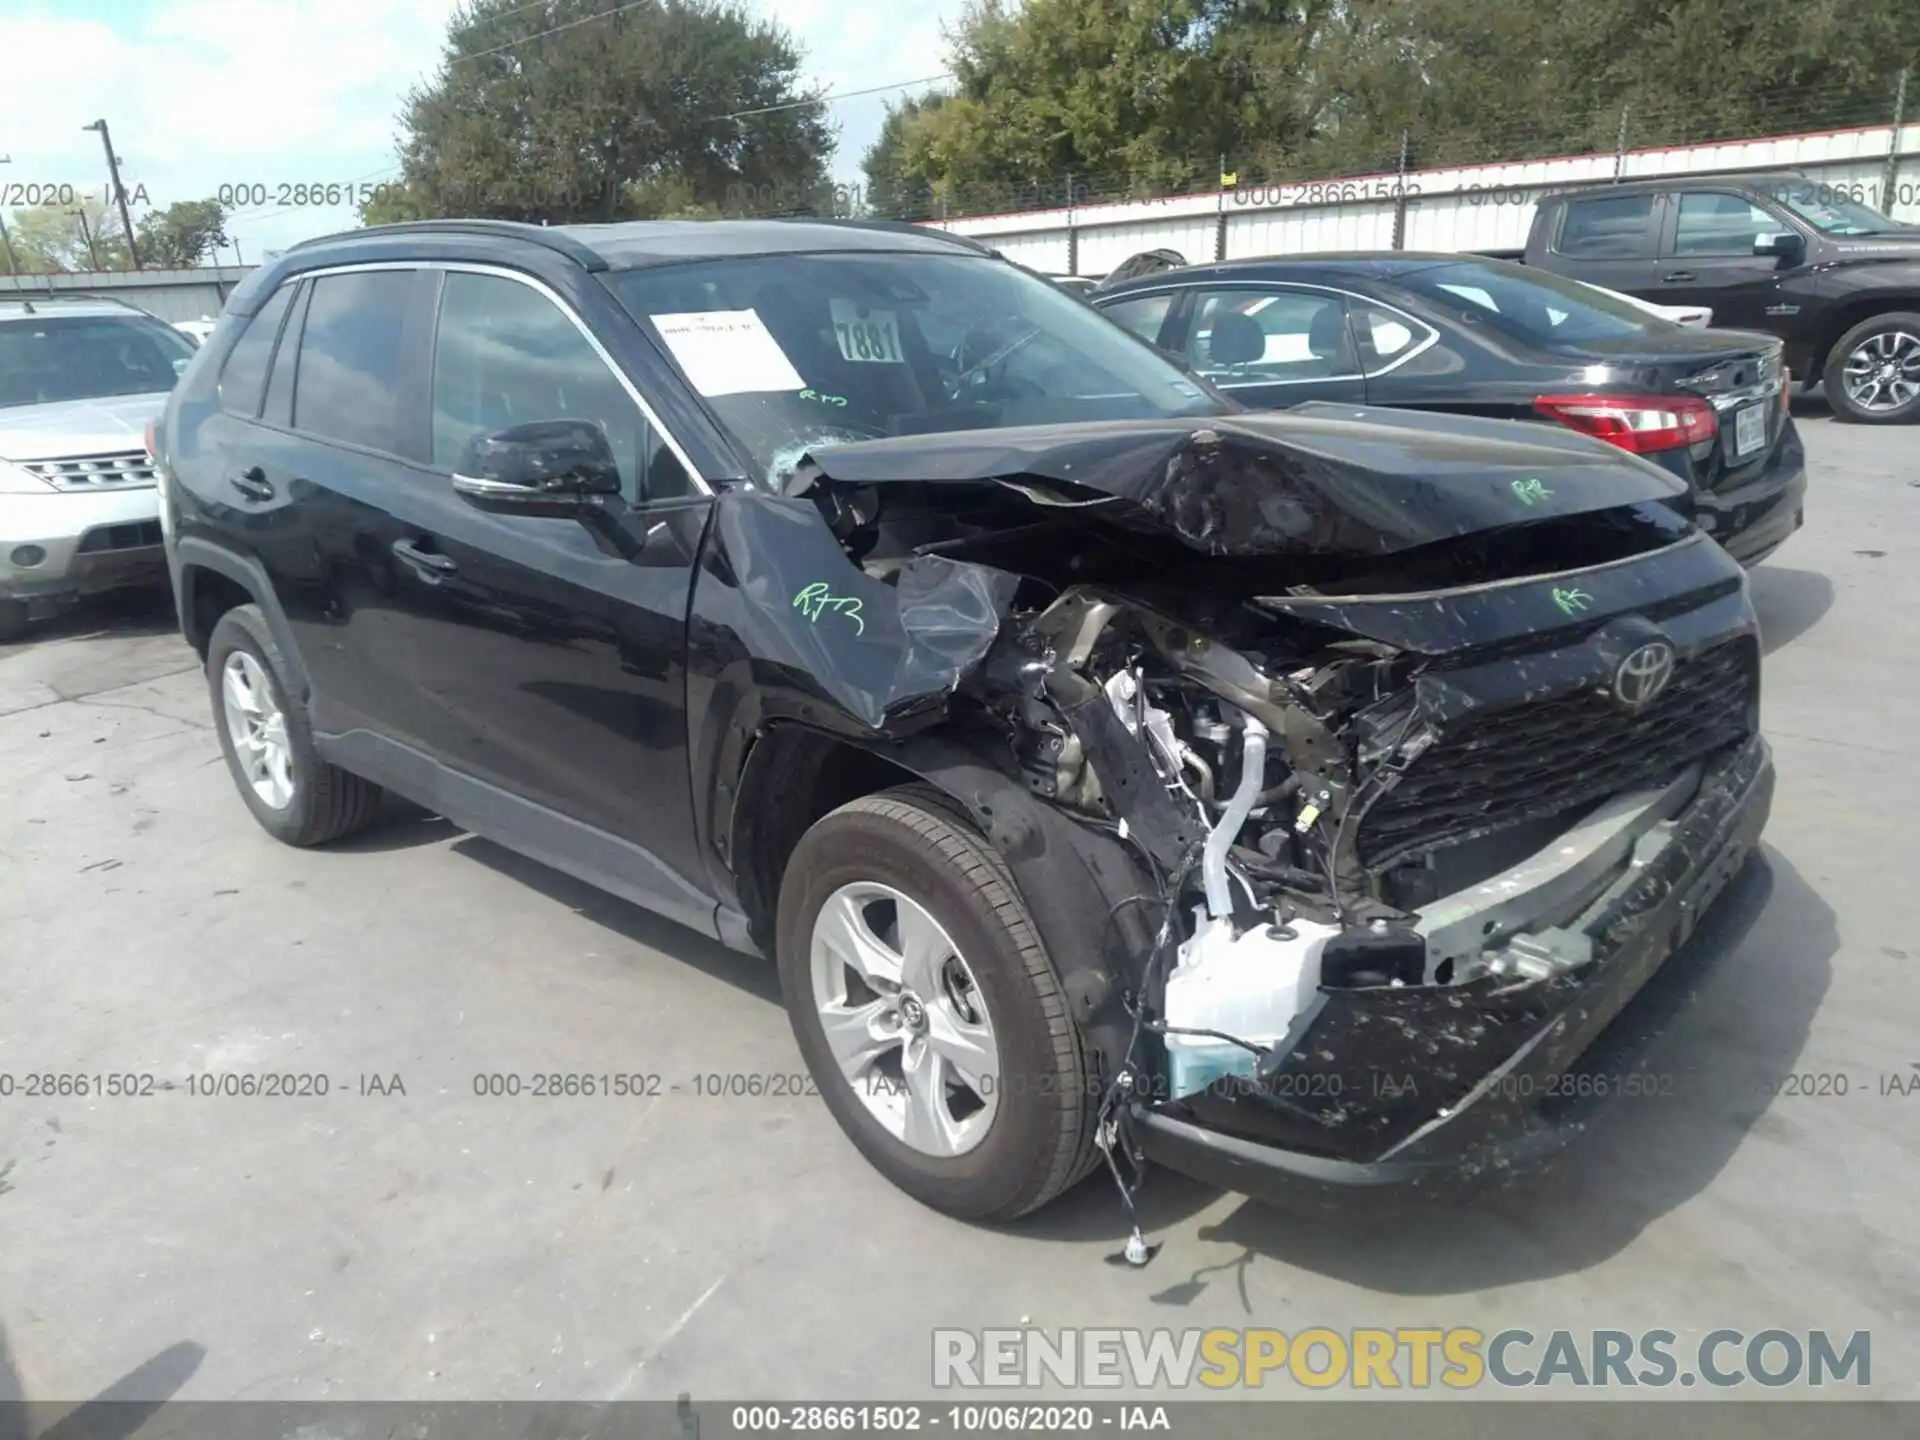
{"left": 2, "top": 400, "right": 1916, "bottom": 1408}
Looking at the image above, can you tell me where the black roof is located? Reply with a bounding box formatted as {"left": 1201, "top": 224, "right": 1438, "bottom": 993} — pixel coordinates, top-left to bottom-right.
{"left": 290, "top": 216, "right": 994, "bottom": 271}
{"left": 1094, "top": 250, "right": 1502, "bottom": 297}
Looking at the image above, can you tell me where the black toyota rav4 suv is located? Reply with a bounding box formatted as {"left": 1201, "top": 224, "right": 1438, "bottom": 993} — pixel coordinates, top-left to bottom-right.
{"left": 156, "top": 218, "right": 1774, "bottom": 1232}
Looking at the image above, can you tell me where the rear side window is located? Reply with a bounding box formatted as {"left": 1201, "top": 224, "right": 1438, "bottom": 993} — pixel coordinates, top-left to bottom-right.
{"left": 293, "top": 271, "right": 415, "bottom": 453}
{"left": 1182, "top": 288, "right": 1357, "bottom": 384}
{"left": 1554, "top": 194, "right": 1656, "bottom": 258}
{"left": 217, "top": 284, "right": 295, "bottom": 418}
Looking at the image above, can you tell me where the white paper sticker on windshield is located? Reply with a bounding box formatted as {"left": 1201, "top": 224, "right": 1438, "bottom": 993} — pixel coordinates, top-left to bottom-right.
{"left": 651, "top": 310, "right": 805, "bottom": 396}
{"left": 829, "top": 298, "right": 905, "bottom": 364}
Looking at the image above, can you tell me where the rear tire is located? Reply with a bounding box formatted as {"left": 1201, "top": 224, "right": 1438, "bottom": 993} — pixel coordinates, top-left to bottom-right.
{"left": 206, "top": 604, "right": 383, "bottom": 846}
{"left": 1823, "top": 311, "right": 1920, "bottom": 423}
{"left": 776, "top": 784, "right": 1101, "bottom": 1220}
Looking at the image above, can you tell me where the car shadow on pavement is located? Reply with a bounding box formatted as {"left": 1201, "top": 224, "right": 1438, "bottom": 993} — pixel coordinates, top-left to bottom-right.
{"left": 1019, "top": 845, "right": 1837, "bottom": 1302}
{"left": 321, "top": 795, "right": 463, "bottom": 855}
{"left": 1749, "top": 566, "right": 1834, "bottom": 655}
{"left": 1789, "top": 390, "right": 1831, "bottom": 421}
{"left": 0, "top": 589, "right": 177, "bottom": 654}
{"left": 448, "top": 833, "right": 783, "bottom": 1005}
{"left": 0, "top": 1324, "right": 204, "bottom": 1440}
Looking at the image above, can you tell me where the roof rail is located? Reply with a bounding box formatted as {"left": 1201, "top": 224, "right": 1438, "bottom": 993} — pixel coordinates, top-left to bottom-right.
{"left": 0, "top": 289, "right": 152, "bottom": 315}
{"left": 289, "top": 219, "right": 608, "bottom": 271}
{"left": 762, "top": 215, "right": 1002, "bottom": 257}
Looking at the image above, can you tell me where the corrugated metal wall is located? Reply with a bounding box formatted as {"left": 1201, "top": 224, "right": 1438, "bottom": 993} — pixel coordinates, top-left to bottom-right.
{"left": 0, "top": 266, "right": 255, "bottom": 321}
{"left": 941, "top": 121, "right": 1920, "bottom": 272}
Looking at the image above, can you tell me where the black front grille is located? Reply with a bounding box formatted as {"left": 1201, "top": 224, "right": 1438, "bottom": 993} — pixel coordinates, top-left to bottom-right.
{"left": 1358, "top": 639, "right": 1757, "bottom": 869}
{"left": 76, "top": 521, "right": 163, "bottom": 554}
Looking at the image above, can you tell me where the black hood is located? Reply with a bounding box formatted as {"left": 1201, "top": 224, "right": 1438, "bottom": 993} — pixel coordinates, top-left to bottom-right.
{"left": 793, "top": 405, "right": 1687, "bottom": 558}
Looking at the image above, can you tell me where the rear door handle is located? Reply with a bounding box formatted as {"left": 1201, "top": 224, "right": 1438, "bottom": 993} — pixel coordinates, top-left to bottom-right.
{"left": 391, "top": 538, "right": 457, "bottom": 578}
{"left": 229, "top": 467, "right": 274, "bottom": 501}
{"left": 1663, "top": 270, "right": 1697, "bottom": 283}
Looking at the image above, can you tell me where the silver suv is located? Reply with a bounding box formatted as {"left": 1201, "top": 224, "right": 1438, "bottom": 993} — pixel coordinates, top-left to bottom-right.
{"left": 0, "top": 294, "right": 196, "bottom": 640}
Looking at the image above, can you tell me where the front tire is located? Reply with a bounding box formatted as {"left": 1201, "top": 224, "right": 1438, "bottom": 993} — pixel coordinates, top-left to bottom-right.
{"left": 1823, "top": 312, "right": 1920, "bottom": 423}
{"left": 0, "top": 599, "right": 28, "bottom": 643}
{"left": 776, "top": 784, "right": 1101, "bottom": 1220}
{"left": 206, "top": 604, "right": 382, "bottom": 846}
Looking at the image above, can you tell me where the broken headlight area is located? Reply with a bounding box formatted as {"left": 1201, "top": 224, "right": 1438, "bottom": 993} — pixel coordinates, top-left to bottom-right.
{"left": 778, "top": 416, "right": 1766, "bottom": 1216}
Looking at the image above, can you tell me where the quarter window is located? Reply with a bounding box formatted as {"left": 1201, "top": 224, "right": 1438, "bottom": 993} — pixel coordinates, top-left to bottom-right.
{"left": 1351, "top": 303, "right": 1434, "bottom": 374}
{"left": 292, "top": 271, "right": 416, "bottom": 453}
{"left": 217, "top": 283, "right": 295, "bottom": 418}
{"left": 260, "top": 282, "right": 310, "bottom": 429}
{"left": 431, "top": 272, "right": 665, "bottom": 499}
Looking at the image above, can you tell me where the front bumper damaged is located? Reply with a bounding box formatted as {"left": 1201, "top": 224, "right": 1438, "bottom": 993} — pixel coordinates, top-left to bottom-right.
{"left": 1129, "top": 732, "right": 1773, "bottom": 1192}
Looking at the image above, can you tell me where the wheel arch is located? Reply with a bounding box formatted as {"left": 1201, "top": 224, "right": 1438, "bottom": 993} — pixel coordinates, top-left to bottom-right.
{"left": 727, "top": 721, "right": 1159, "bottom": 1077}
{"left": 171, "top": 537, "right": 309, "bottom": 697}
{"left": 1811, "top": 295, "right": 1920, "bottom": 380}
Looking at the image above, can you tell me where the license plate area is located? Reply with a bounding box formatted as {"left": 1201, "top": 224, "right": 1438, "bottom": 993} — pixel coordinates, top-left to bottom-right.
{"left": 1732, "top": 401, "right": 1767, "bottom": 458}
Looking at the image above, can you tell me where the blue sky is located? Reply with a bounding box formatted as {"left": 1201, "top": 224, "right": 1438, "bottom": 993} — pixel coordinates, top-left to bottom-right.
{"left": 0, "top": 0, "right": 965, "bottom": 260}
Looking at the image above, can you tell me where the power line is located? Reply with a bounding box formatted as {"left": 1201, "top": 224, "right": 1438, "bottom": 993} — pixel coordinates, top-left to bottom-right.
{"left": 719, "top": 72, "right": 953, "bottom": 121}
{"left": 451, "top": 0, "right": 655, "bottom": 66}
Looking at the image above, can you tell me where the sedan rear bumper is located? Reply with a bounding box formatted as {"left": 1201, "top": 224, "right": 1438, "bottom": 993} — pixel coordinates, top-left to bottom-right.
{"left": 1697, "top": 424, "right": 1806, "bottom": 567}
{"left": 1132, "top": 733, "right": 1774, "bottom": 1193}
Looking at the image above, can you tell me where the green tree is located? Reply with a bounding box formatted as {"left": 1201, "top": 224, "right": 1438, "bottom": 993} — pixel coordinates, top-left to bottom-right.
{"left": 880, "top": 0, "right": 1346, "bottom": 207}
{"left": 134, "top": 199, "right": 230, "bottom": 268}
{"left": 883, "top": 0, "right": 1920, "bottom": 212}
{"left": 1, "top": 197, "right": 130, "bottom": 273}
{"left": 360, "top": 0, "right": 831, "bottom": 226}
{"left": 862, "top": 93, "right": 948, "bottom": 220}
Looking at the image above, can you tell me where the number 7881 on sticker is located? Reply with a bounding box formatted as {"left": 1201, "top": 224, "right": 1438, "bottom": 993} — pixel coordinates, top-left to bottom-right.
{"left": 829, "top": 298, "right": 904, "bottom": 363}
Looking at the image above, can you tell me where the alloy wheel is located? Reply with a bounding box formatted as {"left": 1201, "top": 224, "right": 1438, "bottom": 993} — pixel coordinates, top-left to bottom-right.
{"left": 220, "top": 650, "right": 295, "bottom": 810}
{"left": 809, "top": 881, "right": 1000, "bottom": 1157}
{"left": 1842, "top": 329, "right": 1920, "bottom": 413}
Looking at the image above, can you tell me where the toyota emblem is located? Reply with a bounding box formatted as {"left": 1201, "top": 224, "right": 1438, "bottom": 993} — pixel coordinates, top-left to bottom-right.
{"left": 1613, "top": 641, "right": 1676, "bottom": 708}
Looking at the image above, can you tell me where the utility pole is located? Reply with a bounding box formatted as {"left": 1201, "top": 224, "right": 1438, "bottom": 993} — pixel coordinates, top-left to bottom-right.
{"left": 71, "top": 206, "right": 103, "bottom": 271}
{"left": 0, "top": 156, "right": 15, "bottom": 274}
{"left": 1883, "top": 67, "right": 1911, "bottom": 215}
{"left": 82, "top": 119, "right": 142, "bottom": 269}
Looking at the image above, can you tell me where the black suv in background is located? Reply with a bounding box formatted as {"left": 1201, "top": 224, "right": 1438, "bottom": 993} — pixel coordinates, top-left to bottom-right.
{"left": 1511, "top": 173, "right": 1920, "bottom": 423}
{"left": 156, "top": 219, "right": 1774, "bottom": 1231}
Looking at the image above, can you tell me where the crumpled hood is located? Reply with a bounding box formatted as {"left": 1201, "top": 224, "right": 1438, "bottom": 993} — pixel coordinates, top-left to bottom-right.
{"left": 0, "top": 392, "right": 169, "bottom": 461}
{"left": 795, "top": 404, "right": 1687, "bottom": 558}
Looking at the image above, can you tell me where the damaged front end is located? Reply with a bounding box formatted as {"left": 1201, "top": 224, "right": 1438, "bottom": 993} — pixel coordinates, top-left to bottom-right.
{"left": 773, "top": 408, "right": 1774, "bottom": 1199}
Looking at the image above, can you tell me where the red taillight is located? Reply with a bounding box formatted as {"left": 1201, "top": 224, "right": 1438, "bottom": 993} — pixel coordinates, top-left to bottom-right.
{"left": 143, "top": 419, "right": 157, "bottom": 459}
{"left": 1533, "top": 393, "right": 1718, "bottom": 454}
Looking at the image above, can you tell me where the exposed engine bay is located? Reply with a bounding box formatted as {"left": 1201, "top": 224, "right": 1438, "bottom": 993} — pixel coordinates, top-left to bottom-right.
{"left": 755, "top": 406, "right": 1771, "bottom": 1219}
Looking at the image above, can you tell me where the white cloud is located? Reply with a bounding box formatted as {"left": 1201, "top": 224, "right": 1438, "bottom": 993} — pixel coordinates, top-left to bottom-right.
{"left": 0, "top": 0, "right": 965, "bottom": 258}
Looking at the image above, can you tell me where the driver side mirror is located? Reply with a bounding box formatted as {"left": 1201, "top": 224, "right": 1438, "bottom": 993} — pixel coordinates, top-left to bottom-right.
{"left": 1753, "top": 230, "right": 1805, "bottom": 264}
{"left": 451, "top": 420, "right": 622, "bottom": 518}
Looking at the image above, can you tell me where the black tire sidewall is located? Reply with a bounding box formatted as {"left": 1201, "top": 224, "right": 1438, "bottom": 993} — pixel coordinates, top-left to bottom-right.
{"left": 776, "top": 794, "right": 1090, "bottom": 1220}
{"left": 206, "top": 606, "right": 323, "bottom": 843}
{"left": 1824, "top": 312, "right": 1920, "bottom": 424}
